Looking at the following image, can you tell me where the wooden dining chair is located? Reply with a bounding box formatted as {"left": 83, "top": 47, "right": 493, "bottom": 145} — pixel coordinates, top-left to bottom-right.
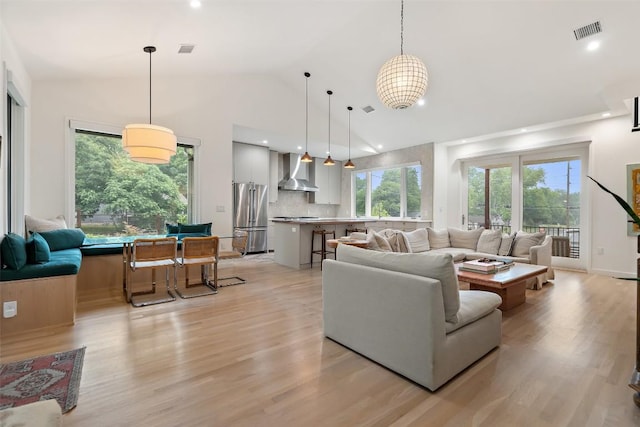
{"left": 175, "top": 236, "right": 219, "bottom": 298}
{"left": 124, "top": 237, "right": 177, "bottom": 307}
{"left": 217, "top": 229, "right": 248, "bottom": 286}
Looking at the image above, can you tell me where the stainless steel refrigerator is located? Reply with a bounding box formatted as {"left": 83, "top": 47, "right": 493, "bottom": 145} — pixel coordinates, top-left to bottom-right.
{"left": 233, "top": 182, "right": 268, "bottom": 253}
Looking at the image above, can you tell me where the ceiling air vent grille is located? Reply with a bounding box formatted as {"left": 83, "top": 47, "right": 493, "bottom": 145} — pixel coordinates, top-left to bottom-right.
{"left": 178, "top": 44, "right": 195, "bottom": 54}
{"left": 573, "top": 21, "right": 602, "bottom": 40}
{"left": 362, "top": 105, "right": 375, "bottom": 113}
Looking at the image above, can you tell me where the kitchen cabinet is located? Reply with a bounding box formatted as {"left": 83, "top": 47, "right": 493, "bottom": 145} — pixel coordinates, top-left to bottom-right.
{"left": 309, "top": 158, "right": 342, "bottom": 204}
{"left": 268, "top": 150, "right": 279, "bottom": 203}
{"left": 233, "top": 142, "right": 269, "bottom": 185}
{"left": 365, "top": 220, "right": 432, "bottom": 232}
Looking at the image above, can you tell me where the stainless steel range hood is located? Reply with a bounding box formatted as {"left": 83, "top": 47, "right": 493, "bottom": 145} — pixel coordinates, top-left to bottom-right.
{"left": 278, "top": 153, "right": 319, "bottom": 192}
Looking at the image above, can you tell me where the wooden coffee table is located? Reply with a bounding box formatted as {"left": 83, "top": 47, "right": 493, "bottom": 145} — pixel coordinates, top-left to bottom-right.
{"left": 455, "top": 263, "right": 548, "bottom": 311}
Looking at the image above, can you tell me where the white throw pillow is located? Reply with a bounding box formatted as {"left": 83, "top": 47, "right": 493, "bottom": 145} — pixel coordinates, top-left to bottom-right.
{"left": 380, "top": 229, "right": 410, "bottom": 253}
{"left": 403, "top": 228, "right": 430, "bottom": 253}
{"left": 427, "top": 228, "right": 451, "bottom": 249}
{"left": 498, "top": 232, "right": 516, "bottom": 256}
{"left": 25, "top": 214, "right": 67, "bottom": 236}
{"left": 337, "top": 244, "right": 460, "bottom": 323}
{"left": 476, "top": 229, "right": 502, "bottom": 254}
{"left": 511, "top": 231, "right": 546, "bottom": 257}
{"left": 367, "top": 231, "right": 392, "bottom": 252}
{"left": 448, "top": 227, "right": 484, "bottom": 250}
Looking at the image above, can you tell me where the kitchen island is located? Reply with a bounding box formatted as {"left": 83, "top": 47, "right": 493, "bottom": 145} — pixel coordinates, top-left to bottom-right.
{"left": 271, "top": 217, "right": 432, "bottom": 269}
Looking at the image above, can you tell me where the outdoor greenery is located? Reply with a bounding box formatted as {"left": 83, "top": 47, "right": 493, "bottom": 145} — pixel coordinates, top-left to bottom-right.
{"left": 468, "top": 162, "right": 580, "bottom": 228}
{"left": 355, "top": 166, "right": 421, "bottom": 218}
{"left": 75, "top": 133, "right": 190, "bottom": 235}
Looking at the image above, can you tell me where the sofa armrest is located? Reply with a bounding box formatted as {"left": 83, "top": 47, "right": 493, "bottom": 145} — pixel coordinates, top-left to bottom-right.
{"left": 529, "top": 235, "right": 552, "bottom": 267}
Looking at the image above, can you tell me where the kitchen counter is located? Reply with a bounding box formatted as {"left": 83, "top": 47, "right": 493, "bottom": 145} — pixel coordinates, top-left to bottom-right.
{"left": 271, "top": 217, "right": 432, "bottom": 269}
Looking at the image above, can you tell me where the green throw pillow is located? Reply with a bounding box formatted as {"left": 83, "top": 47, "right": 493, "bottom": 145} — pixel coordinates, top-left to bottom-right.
{"left": 26, "top": 232, "right": 51, "bottom": 264}
{"left": 1, "top": 232, "right": 27, "bottom": 270}
{"left": 178, "top": 222, "right": 212, "bottom": 235}
{"left": 166, "top": 223, "right": 180, "bottom": 234}
{"left": 39, "top": 228, "right": 86, "bottom": 251}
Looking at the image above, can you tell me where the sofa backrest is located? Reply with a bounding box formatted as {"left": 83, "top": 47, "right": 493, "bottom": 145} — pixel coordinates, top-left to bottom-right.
{"left": 336, "top": 244, "right": 460, "bottom": 323}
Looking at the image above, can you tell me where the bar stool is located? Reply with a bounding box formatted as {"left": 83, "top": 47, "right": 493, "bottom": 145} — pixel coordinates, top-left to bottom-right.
{"left": 311, "top": 228, "right": 336, "bottom": 269}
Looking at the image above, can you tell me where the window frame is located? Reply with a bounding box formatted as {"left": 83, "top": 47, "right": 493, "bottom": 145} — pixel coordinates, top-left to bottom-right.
{"left": 352, "top": 162, "right": 422, "bottom": 219}
{"left": 66, "top": 119, "right": 202, "bottom": 233}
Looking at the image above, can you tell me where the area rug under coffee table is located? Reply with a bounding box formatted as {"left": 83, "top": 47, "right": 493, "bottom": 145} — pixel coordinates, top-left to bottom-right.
{"left": 0, "top": 347, "right": 85, "bottom": 413}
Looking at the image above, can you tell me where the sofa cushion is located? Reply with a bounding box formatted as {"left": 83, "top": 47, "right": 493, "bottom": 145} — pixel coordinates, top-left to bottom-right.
{"left": 429, "top": 247, "right": 473, "bottom": 262}
{"left": 379, "top": 229, "right": 410, "bottom": 252}
{"left": 498, "top": 232, "right": 516, "bottom": 256}
{"left": 427, "top": 228, "right": 451, "bottom": 249}
{"left": 178, "top": 222, "right": 212, "bottom": 235}
{"left": 445, "top": 290, "right": 502, "bottom": 334}
{"left": 448, "top": 227, "right": 484, "bottom": 250}
{"left": 1, "top": 233, "right": 27, "bottom": 270}
{"left": 26, "top": 232, "right": 51, "bottom": 264}
{"left": 403, "top": 228, "right": 430, "bottom": 253}
{"left": 511, "top": 231, "right": 546, "bottom": 257}
{"left": 166, "top": 223, "right": 180, "bottom": 234}
{"left": 366, "top": 231, "right": 392, "bottom": 252}
{"left": 39, "top": 228, "right": 87, "bottom": 251}
{"left": 476, "top": 229, "right": 502, "bottom": 254}
{"left": 0, "top": 248, "right": 82, "bottom": 281}
{"left": 337, "top": 244, "right": 460, "bottom": 322}
{"left": 25, "top": 214, "right": 67, "bottom": 236}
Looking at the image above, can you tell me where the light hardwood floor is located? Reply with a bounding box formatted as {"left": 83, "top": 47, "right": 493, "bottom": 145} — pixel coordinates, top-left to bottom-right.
{"left": 2, "top": 257, "right": 640, "bottom": 426}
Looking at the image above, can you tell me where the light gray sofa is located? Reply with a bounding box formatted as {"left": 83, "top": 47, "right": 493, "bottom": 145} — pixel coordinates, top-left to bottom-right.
{"left": 322, "top": 244, "right": 502, "bottom": 391}
{"left": 353, "top": 227, "right": 555, "bottom": 290}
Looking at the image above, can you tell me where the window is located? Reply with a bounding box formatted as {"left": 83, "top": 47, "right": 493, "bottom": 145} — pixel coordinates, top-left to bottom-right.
{"left": 353, "top": 164, "right": 422, "bottom": 218}
{"left": 74, "top": 130, "right": 195, "bottom": 239}
{"left": 467, "top": 165, "right": 512, "bottom": 232}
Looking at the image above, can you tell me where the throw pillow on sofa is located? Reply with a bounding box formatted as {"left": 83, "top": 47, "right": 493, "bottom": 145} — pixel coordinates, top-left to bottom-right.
{"left": 448, "top": 227, "right": 484, "bottom": 250}
{"left": 427, "top": 228, "right": 451, "bottom": 249}
{"left": 39, "top": 228, "right": 86, "bottom": 251}
{"left": 336, "top": 244, "right": 460, "bottom": 323}
{"left": 379, "top": 229, "right": 410, "bottom": 252}
{"left": 366, "top": 231, "right": 392, "bottom": 252}
{"left": 178, "top": 222, "right": 212, "bottom": 235}
{"left": 498, "top": 232, "right": 516, "bottom": 256}
{"left": 476, "top": 229, "right": 502, "bottom": 254}
{"left": 1, "top": 233, "right": 28, "bottom": 270}
{"left": 403, "top": 228, "right": 430, "bottom": 253}
{"left": 26, "top": 232, "right": 51, "bottom": 264}
{"left": 511, "top": 231, "right": 546, "bottom": 257}
{"left": 25, "top": 214, "right": 67, "bottom": 236}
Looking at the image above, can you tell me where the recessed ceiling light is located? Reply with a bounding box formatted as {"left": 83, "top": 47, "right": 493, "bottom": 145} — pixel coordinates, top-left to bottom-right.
{"left": 262, "top": 140, "right": 268, "bottom": 144}
{"left": 297, "top": 146, "right": 302, "bottom": 150}
{"left": 417, "top": 98, "right": 425, "bottom": 107}
{"left": 462, "top": 139, "right": 467, "bottom": 143}
{"left": 190, "top": 0, "right": 201, "bottom": 9}
{"left": 521, "top": 128, "right": 527, "bottom": 133}
{"left": 377, "top": 144, "right": 383, "bottom": 149}
{"left": 587, "top": 40, "right": 600, "bottom": 51}
{"left": 602, "top": 112, "right": 611, "bottom": 117}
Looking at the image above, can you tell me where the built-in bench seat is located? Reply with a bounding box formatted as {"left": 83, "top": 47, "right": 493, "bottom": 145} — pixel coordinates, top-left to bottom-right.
{"left": 0, "top": 248, "right": 82, "bottom": 281}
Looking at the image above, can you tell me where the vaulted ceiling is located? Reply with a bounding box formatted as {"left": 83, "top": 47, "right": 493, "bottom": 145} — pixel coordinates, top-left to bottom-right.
{"left": 3, "top": 0, "right": 639, "bottom": 157}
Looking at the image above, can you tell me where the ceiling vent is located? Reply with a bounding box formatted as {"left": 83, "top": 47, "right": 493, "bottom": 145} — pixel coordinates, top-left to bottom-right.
{"left": 178, "top": 44, "right": 195, "bottom": 54}
{"left": 362, "top": 105, "right": 375, "bottom": 113}
{"left": 573, "top": 21, "right": 602, "bottom": 40}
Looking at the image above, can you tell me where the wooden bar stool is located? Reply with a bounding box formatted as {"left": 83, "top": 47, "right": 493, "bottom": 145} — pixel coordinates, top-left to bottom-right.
{"left": 311, "top": 228, "right": 336, "bottom": 269}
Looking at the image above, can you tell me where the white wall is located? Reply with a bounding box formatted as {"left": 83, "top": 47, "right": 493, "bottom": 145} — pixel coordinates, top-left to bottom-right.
{"left": 435, "top": 115, "right": 640, "bottom": 277}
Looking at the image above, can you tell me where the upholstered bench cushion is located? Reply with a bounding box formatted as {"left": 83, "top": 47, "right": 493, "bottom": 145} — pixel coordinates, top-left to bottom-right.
{"left": 0, "top": 248, "right": 82, "bottom": 281}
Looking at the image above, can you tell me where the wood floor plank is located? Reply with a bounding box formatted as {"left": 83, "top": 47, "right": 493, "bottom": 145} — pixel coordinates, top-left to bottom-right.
{"left": 1, "top": 255, "right": 640, "bottom": 426}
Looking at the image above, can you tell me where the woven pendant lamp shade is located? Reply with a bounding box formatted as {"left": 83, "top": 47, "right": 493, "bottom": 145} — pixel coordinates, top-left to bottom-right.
{"left": 376, "top": 54, "right": 428, "bottom": 110}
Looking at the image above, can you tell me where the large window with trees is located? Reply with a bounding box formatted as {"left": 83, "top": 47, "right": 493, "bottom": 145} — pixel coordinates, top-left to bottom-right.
{"left": 464, "top": 148, "right": 585, "bottom": 266}
{"left": 353, "top": 164, "right": 421, "bottom": 218}
{"left": 74, "top": 130, "right": 194, "bottom": 240}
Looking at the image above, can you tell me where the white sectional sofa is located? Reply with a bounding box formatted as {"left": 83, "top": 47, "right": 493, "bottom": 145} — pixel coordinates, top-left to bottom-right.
{"left": 352, "top": 227, "right": 554, "bottom": 289}
{"left": 322, "top": 244, "right": 502, "bottom": 391}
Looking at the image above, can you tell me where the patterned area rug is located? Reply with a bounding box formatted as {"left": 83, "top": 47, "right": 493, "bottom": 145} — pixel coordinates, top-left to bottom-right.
{"left": 0, "top": 347, "right": 85, "bottom": 413}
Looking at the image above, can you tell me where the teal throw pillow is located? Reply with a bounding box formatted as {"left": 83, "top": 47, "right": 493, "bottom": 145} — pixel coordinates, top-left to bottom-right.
{"left": 39, "top": 228, "right": 86, "bottom": 251}
{"left": 178, "top": 222, "right": 212, "bottom": 235}
{"left": 26, "top": 232, "right": 51, "bottom": 264}
{"left": 166, "top": 223, "right": 180, "bottom": 234}
{"left": 1, "top": 232, "right": 27, "bottom": 270}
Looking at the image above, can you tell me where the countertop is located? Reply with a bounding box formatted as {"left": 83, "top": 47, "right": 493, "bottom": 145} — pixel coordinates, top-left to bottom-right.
{"left": 270, "top": 217, "right": 431, "bottom": 225}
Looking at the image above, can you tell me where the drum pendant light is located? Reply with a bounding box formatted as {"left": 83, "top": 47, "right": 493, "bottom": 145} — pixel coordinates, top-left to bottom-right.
{"left": 300, "top": 72, "right": 313, "bottom": 163}
{"left": 344, "top": 106, "right": 355, "bottom": 169}
{"left": 376, "top": 0, "right": 428, "bottom": 109}
{"left": 324, "top": 90, "right": 335, "bottom": 166}
{"left": 122, "top": 46, "right": 177, "bottom": 164}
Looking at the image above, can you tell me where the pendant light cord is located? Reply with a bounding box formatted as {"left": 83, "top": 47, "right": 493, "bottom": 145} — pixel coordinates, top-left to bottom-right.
{"left": 327, "top": 90, "right": 332, "bottom": 154}
{"left": 400, "top": 0, "right": 404, "bottom": 55}
{"left": 348, "top": 106, "right": 352, "bottom": 158}
{"left": 305, "top": 74, "right": 309, "bottom": 151}
{"left": 149, "top": 49, "right": 152, "bottom": 124}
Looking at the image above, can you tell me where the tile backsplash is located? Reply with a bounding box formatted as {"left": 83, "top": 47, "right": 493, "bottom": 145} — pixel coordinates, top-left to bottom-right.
{"left": 269, "top": 190, "right": 339, "bottom": 218}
